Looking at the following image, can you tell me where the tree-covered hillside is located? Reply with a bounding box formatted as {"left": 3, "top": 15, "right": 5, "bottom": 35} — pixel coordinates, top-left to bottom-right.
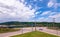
{"left": 0, "top": 21, "right": 60, "bottom": 28}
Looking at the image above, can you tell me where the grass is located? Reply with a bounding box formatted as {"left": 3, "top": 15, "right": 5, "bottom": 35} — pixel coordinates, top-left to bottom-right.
{"left": 11, "top": 31, "right": 59, "bottom": 37}
{"left": 0, "top": 28, "right": 20, "bottom": 33}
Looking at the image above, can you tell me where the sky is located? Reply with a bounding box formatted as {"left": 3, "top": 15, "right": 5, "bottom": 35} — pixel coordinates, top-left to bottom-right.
{"left": 0, "top": 0, "right": 60, "bottom": 22}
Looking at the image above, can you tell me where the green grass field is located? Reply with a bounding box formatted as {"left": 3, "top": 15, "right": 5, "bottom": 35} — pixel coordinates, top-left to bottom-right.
{"left": 11, "top": 31, "right": 59, "bottom": 37}
{"left": 0, "top": 28, "right": 20, "bottom": 33}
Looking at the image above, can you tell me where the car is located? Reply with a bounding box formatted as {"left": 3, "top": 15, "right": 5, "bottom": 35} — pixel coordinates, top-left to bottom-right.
{"left": 39, "top": 29, "right": 43, "bottom": 30}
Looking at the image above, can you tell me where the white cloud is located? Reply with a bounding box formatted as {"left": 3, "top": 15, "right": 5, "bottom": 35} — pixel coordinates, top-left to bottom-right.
{"left": 48, "top": 1, "right": 54, "bottom": 7}
{"left": 35, "top": 12, "right": 39, "bottom": 14}
{"left": 54, "top": 3, "right": 60, "bottom": 10}
{"left": 47, "top": 0, "right": 57, "bottom": 8}
{"left": 41, "top": 11, "right": 51, "bottom": 15}
{"left": 50, "top": 12, "right": 56, "bottom": 15}
{"left": 37, "top": 17, "right": 45, "bottom": 22}
{"left": 0, "top": 0, "right": 36, "bottom": 22}
{"left": 21, "top": 0, "right": 25, "bottom": 2}
{"left": 0, "top": 0, "right": 60, "bottom": 22}
{"left": 49, "top": 13, "right": 60, "bottom": 18}
{"left": 55, "top": 17, "right": 60, "bottom": 22}
{"left": 36, "top": 17, "right": 53, "bottom": 22}
{"left": 35, "top": 11, "right": 60, "bottom": 22}
{"left": 48, "top": 0, "right": 60, "bottom": 11}
{"left": 0, "top": 0, "right": 16, "bottom": 6}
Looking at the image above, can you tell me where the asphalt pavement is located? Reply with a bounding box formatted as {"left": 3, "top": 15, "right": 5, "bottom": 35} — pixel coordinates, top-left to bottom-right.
{"left": 0, "top": 27, "right": 60, "bottom": 37}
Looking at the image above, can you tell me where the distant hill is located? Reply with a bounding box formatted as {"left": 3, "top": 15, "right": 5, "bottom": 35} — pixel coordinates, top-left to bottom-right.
{"left": 0, "top": 21, "right": 60, "bottom": 28}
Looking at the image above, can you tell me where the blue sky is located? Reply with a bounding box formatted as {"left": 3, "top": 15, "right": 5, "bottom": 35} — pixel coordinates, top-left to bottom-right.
{"left": 0, "top": 0, "right": 60, "bottom": 22}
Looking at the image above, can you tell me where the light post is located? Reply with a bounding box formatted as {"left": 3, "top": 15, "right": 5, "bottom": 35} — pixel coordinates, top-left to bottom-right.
{"left": 52, "top": 0, "right": 58, "bottom": 35}
{"left": 21, "top": 25, "right": 23, "bottom": 34}
{"left": 53, "top": 18, "right": 55, "bottom": 28}
{"left": 53, "top": 18, "right": 58, "bottom": 35}
{"left": 34, "top": 16, "right": 36, "bottom": 31}
{"left": 32, "top": 24, "right": 33, "bottom": 31}
{"left": 22, "top": 27, "right": 23, "bottom": 34}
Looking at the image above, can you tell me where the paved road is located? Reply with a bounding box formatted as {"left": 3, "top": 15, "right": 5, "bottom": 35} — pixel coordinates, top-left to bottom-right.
{"left": 0, "top": 28, "right": 33, "bottom": 37}
{"left": 0, "top": 27, "right": 60, "bottom": 37}
{"left": 36, "top": 27, "right": 60, "bottom": 36}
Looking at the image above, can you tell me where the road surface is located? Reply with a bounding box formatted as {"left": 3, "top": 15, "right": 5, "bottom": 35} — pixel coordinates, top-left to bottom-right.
{"left": 0, "top": 27, "right": 60, "bottom": 37}
{"left": 36, "top": 27, "right": 60, "bottom": 36}
{"left": 0, "top": 28, "right": 33, "bottom": 37}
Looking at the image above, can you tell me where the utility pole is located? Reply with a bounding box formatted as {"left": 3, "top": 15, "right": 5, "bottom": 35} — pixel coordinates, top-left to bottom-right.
{"left": 35, "top": 21, "right": 36, "bottom": 31}
{"left": 54, "top": 18, "right": 58, "bottom": 35}
{"left": 31, "top": 23, "right": 33, "bottom": 31}
{"left": 21, "top": 25, "right": 23, "bottom": 34}
{"left": 53, "top": 18, "right": 58, "bottom": 35}
{"left": 53, "top": 0, "right": 58, "bottom": 35}
{"left": 34, "top": 16, "right": 36, "bottom": 31}
{"left": 53, "top": 18, "right": 55, "bottom": 29}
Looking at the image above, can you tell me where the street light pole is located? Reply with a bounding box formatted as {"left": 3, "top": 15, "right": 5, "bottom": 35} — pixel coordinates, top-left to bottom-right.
{"left": 53, "top": 18, "right": 58, "bottom": 35}
{"left": 31, "top": 23, "right": 33, "bottom": 31}
{"left": 53, "top": 18, "right": 55, "bottom": 28}
{"left": 34, "top": 16, "right": 36, "bottom": 31}
{"left": 21, "top": 25, "right": 23, "bottom": 34}
{"left": 22, "top": 27, "right": 23, "bottom": 34}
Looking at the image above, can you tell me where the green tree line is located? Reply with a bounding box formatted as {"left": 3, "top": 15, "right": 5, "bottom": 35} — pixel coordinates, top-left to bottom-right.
{"left": 0, "top": 21, "right": 60, "bottom": 28}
